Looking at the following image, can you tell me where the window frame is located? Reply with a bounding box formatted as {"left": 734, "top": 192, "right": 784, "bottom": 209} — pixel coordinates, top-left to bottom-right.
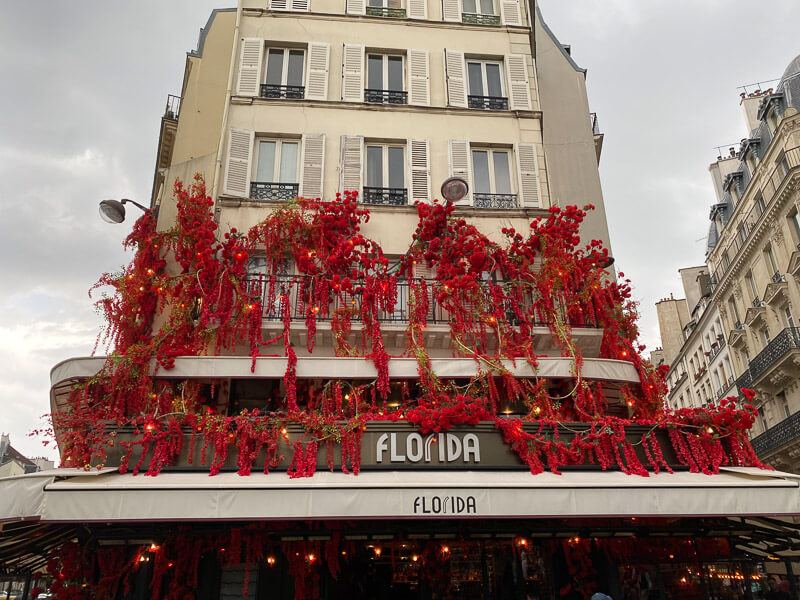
{"left": 264, "top": 47, "right": 306, "bottom": 87}
{"left": 462, "top": 0, "right": 496, "bottom": 16}
{"left": 466, "top": 59, "right": 506, "bottom": 99}
{"left": 366, "top": 53, "right": 405, "bottom": 92}
{"left": 470, "top": 147, "right": 514, "bottom": 196}
{"left": 253, "top": 138, "right": 301, "bottom": 184}
{"left": 365, "top": 142, "right": 406, "bottom": 190}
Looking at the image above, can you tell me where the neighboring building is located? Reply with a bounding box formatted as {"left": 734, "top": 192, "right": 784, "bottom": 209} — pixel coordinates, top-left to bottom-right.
{"left": 0, "top": 434, "right": 54, "bottom": 479}
{"left": 705, "top": 55, "right": 800, "bottom": 471}
{"left": 655, "top": 268, "right": 735, "bottom": 411}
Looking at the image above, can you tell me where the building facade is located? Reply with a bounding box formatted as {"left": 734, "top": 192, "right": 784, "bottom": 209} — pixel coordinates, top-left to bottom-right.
{"left": 705, "top": 55, "right": 800, "bottom": 471}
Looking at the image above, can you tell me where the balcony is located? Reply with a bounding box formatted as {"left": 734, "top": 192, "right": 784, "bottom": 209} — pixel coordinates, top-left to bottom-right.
{"left": 259, "top": 84, "right": 305, "bottom": 100}
{"left": 461, "top": 12, "right": 500, "bottom": 25}
{"left": 362, "top": 187, "right": 408, "bottom": 205}
{"left": 748, "top": 327, "right": 800, "bottom": 387}
{"left": 735, "top": 369, "right": 752, "bottom": 393}
{"left": 468, "top": 95, "right": 508, "bottom": 110}
{"left": 366, "top": 6, "right": 406, "bottom": 17}
{"left": 751, "top": 410, "right": 800, "bottom": 458}
{"left": 708, "top": 336, "right": 726, "bottom": 362}
{"left": 474, "top": 193, "right": 518, "bottom": 209}
{"left": 364, "top": 89, "right": 407, "bottom": 105}
{"left": 250, "top": 182, "right": 299, "bottom": 202}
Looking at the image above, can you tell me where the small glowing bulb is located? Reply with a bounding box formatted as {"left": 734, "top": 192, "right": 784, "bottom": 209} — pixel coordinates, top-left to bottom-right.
{"left": 412, "top": 555, "right": 419, "bottom": 562}
{"left": 707, "top": 427, "right": 714, "bottom": 434}
{"left": 281, "top": 427, "right": 288, "bottom": 436}
{"left": 267, "top": 556, "right": 276, "bottom": 566}
{"left": 307, "top": 554, "right": 316, "bottom": 562}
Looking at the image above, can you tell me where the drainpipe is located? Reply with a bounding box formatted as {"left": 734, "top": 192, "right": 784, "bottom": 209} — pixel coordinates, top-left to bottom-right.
{"left": 210, "top": 1, "right": 243, "bottom": 206}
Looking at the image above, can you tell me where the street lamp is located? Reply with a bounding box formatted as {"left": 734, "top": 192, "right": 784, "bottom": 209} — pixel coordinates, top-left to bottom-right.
{"left": 440, "top": 177, "right": 469, "bottom": 203}
{"left": 98, "top": 198, "right": 149, "bottom": 224}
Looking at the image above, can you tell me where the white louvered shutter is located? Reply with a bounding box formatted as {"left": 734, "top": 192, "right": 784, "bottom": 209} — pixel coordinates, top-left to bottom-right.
{"left": 500, "top": 0, "right": 521, "bottom": 25}
{"left": 346, "top": 0, "right": 365, "bottom": 14}
{"left": 408, "top": 50, "right": 430, "bottom": 106}
{"left": 340, "top": 136, "right": 364, "bottom": 196}
{"left": 270, "top": 0, "right": 288, "bottom": 9}
{"left": 515, "top": 143, "right": 541, "bottom": 207}
{"left": 341, "top": 44, "right": 364, "bottom": 102}
{"left": 223, "top": 129, "right": 254, "bottom": 197}
{"left": 442, "top": 0, "right": 460, "bottom": 21}
{"left": 444, "top": 50, "right": 467, "bottom": 108}
{"left": 448, "top": 140, "right": 472, "bottom": 205}
{"left": 305, "top": 43, "right": 330, "bottom": 101}
{"left": 408, "top": 139, "right": 430, "bottom": 203}
{"left": 236, "top": 39, "right": 263, "bottom": 97}
{"left": 408, "top": 0, "right": 427, "bottom": 19}
{"left": 299, "top": 134, "right": 325, "bottom": 199}
{"left": 291, "top": 0, "right": 310, "bottom": 9}
{"left": 505, "top": 54, "right": 532, "bottom": 110}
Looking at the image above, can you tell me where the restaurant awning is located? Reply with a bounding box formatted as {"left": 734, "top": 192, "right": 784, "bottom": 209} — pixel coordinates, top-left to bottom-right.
{"left": 3, "top": 467, "right": 800, "bottom": 524}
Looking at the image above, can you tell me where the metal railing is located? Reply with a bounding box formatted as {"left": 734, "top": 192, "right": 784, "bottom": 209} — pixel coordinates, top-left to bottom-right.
{"left": 708, "top": 336, "right": 726, "bottom": 361}
{"left": 474, "top": 193, "right": 518, "bottom": 209}
{"left": 364, "top": 89, "right": 407, "bottom": 104}
{"left": 753, "top": 297, "right": 765, "bottom": 308}
{"left": 245, "top": 275, "right": 601, "bottom": 327}
{"left": 735, "top": 369, "right": 752, "bottom": 393}
{"left": 362, "top": 187, "right": 408, "bottom": 205}
{"left": 366, "top": 6, "right": 406, "bottom": 17}
{"left": 468, "top": 95, "right": 508, "bottom": 110}
{"left": 250, "top": 182, "right": 299, "bottom": 201}
{"left": 751, "top": 410, "right": 800, "bottom": 457}
{"left": 260, "top": 84, "right": 305, "bottom": 100}
{"left": 462, "top": 12, "right": 501, "bottom": 24}
{"left": 711, "top": 146, "right": 800, "bottom": 283}
{"left": 164, "top": 94, "right": 181, "bottom": 120}
{"left": 749, "top": 327, "right": 800, "bottom": 381}
{"left": 772, "top": 272, "right": 787, "bottom": 284}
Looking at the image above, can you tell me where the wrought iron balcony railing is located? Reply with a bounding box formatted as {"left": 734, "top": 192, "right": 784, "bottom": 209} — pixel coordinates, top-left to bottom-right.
{"left": 366, "top": 6, "right": 406, "bottom": 17}
{"left": 362, "top": 187, "right": 408, "bottom": 205}
{"left": 753, "top": 297, "right": 765, "bottom": 308}
{"left": 474, "top": 193, "right": 518, "bottom": 209}
{"left": 468, "top": 95, "right": 508, "bottom": 110}
{"left": 751, "top": 409, "right": 800, "bottom": 457}
{"left": 735, "top": 369, "right": 752, "bottom": 393}
{"left": 260, "top": 84, "right": 305, "bottom": 100}
{"left": 164, "top": 94, "right": 181, "bottom": 121}
{"left": 748, "top": 327, "right": 800, "bottom": 381}
{"left": 772, "top": 272, "right": 787, "bottom": 284}
{"left": 708, "top": 337, "right": 726, "bottom": 361}
{"left": 461, "top": 12, "right": 500, "bottom": 25}
{"left": 364, "top": 89, "right": 407, "bottom": 104}
{"left": 250, "top": 182, "right": 300, "bottom": 201}
{"left": 244, "top": 274, "right": 601, "bottom": 328}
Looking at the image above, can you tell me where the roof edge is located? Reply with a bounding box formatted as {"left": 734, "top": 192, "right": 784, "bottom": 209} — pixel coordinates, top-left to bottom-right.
{"left": 535, "top": 5, "right": 586, "bottom": 74}
{"left": 189, "top": 7, "right": 237, "bottom": 59}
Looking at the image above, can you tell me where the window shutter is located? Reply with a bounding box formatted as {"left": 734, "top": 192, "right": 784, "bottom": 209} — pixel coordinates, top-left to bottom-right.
{"left": 269, "top": 0, "right": 288, "bottom": 9}
{"left": 515, "top": 143, "right": 541, "bottom": 207}
{"left": 408, "top": 139, "right": 430, "bottom": 203}
{"left": 236, "top": 39, "right": 263, "bottom": 97}
{"left": 444, "top": 49, "right": 467, "bottom": 108}
{"left": 224, "top": 129, "right": 254, "bottom": 197}
{"left": 408, "top": 50, "right": 430, "bottom": 106}
{"left": 340, "top": 135, "right": 364, "bottom": 196}
{"left": 408, "top": 0, "right": 427, "bottom": 19}
{"left": 442, "top": 0, "right": 460, "bottom": 22}
{"left": 299, "top": 134, "right": 325, "bottom": 199}
{"left": 341, "top": 44, "right": 364, "bottom": 102}
{"left": 346, "top": 0, "right": 365, "bottom": 14}
{"left": 305, "top": 43, "right": 330, "bottom": 101}
{"left": 505, "top": 54, "right": 532, "bottom": 110}
{"left": 448, "top": 140, "right": 472, "bottom": 205}
{"left": 500, "top": 0, "right": 521, "bottom": 25}
{"left": 291, "top": 0, "right": 310, "bottom": 9}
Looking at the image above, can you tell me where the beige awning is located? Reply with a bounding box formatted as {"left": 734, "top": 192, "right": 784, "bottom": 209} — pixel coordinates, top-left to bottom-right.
{"left": 2, "top": 467, "right": 800, "bottom": 523}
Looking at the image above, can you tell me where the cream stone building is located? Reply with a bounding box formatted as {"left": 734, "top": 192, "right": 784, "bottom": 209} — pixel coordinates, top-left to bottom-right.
{"left": 705, "top": 56, "right": 800, "bottom": 471}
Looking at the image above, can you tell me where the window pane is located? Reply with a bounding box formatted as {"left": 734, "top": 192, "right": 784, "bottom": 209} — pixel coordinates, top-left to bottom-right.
{"left": 388, "top": 147, "right": 404, "bottom": 189}
{"left": 472, "top": 151, "right": 490, "bottom": 193}
{"left": 256, "top": 141, "right": 276, "bottom": 181}
{"left": 486, "top": 64, "right": 502, "bottom": 97}
{"left": 493, "top": 151, "right": 511, "bottom": 194}
{"left": 279, "top": 142, "right": 298, "bottom": 183}
{"left": 387, "top": 56, "right": 403, "bottom": 91}
{"left": 266, "top": 50, "right": 284, "bottom": 85}
{"left": 368, "top": 0, "right": 383, "bottom": 6}
{"left": 479, "top": 0, "right": 493, "bottom": 14}
{"left": 368, "top": 55, "right": 383, "bottom": 89}
{"left": 462, "top": 0, "right": 476, "bottom": 12}
{"left": 287, "top": 51, "right": 304, "bottom": 87}
{"left": 467, "top": 62, "right": 484, "bottom": 96}
{"left": 367, "top": 146, "right": 384, "bottom": 187}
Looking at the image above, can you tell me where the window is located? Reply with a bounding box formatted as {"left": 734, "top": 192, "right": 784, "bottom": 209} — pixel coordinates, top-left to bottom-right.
{"left": 462, "top": 0, "right": 499, "bottom": 24}
{"left": 364, "top": 144, "right": 406, "bottom": 205}
{"left": 786, "top": 307, "right": 796, "bottom": 330}
{"left": 251, "top": 139, "right": 300, "bottom": 200}
{"left": 738, "top": 223, "right": 747, "bottom": 244}
{"left": 778, "top": 154, "right": 791, "bottom": 179}
{"left": 722, "top": 251, "right": 731, "bottom": 269}
{"left": 728, "top": 297, "right": 741, "bottom": 325}
{"left": 756, "top": 193, "right": 766, "bottom": 215}
{"left": 779, "top": 393, "right": 791, "bottom": 419}
{"left": 365, "top": 54, "right": 406, "bottom": 104}
{"left": 764, "top": 245, "right": 779, "bottom": 276}
{"left": 467, "top": 60, "right": 506, "bottom": 109}
{"left": 471, "top": 148, "right": 515, "bottom": 208}
{"left": 745, "top": 271, "right": 758, "bottom": 301}
{"left": 762, "top": 327, "right": 770, "bottom": 346}
{"left": 366, "top": 0, "right": 405, "bottom": 17}
{"left": 789, "top": 210, "right": 800, "bottom": 245}
{"left": 263, "top": 48, "right": 305, "bottom": 99}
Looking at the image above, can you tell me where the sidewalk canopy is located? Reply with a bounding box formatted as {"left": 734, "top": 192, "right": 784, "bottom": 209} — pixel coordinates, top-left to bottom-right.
{"left": 3, "top": 467, "right": 800, "bottom": 524}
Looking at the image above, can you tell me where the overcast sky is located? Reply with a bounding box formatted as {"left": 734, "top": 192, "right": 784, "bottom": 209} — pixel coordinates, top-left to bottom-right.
{"left": 1, "top": 2, "right": 798, "bottom": 459}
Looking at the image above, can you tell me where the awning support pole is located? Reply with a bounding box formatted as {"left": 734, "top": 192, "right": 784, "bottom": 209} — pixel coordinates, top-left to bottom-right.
{"left": 21, "top": 573, "right": 31, "bottom": 600}
{"left": 742, "top": 561, "right": 754, "bottom": 600}
{"left": 784, "top": 559, "right": 799, "bottom": 599}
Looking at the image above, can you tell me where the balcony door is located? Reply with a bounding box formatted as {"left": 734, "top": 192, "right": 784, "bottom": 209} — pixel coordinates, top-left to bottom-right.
{"left": 264, "top": 48, "right": 305, "bottom": 98}
{"left": 471, "top": 148, "right": 514, "bottom": 208}
{"left": 365, "top": 144, "right": 406, "bottom": 204}
{"left": 253, "top": 140, "right": 300, "bottom": 200}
